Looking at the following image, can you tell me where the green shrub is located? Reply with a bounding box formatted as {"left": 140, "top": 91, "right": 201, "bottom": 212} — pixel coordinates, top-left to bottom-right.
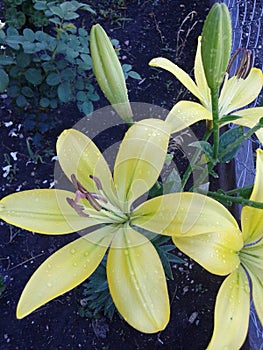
{"left": 0, "top": 1, "right": 98, "bottom": 116}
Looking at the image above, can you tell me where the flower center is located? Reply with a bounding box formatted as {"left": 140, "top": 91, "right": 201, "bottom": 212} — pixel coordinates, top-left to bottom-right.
{"left": 66, "top": 174, "right": 128, "bottom": 223}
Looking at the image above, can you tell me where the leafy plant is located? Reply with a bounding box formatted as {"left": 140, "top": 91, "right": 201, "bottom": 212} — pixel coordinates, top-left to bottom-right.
{"left": 0, "top": 1, "right": 98, "bottom": 116}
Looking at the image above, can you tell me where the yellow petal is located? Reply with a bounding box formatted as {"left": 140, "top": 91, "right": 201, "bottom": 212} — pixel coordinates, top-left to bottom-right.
{"left": 132, "top": 193, "right": 240, "bottom": 237}
{"left": 113, "top": 119, "right": 170, "bottom": 210}
{"left": 0, "top": 189, "right": 97, "bottom": 234}
{"left": 241, "top": 149, "right": 263, "bottom": 244}
{"left": 149, "top": 57, "right": 203, "bottom": 101}
{"left": 232, "top": 107, "right": 263, "bottom": 143}
{"left": 219, "top": 68, "right": 263, "bottom": 116}
{"left": 207, "top": 267, "right": 250, "bottom": 350}
{"left": 241, "top": 241, "right": 263, "bottom": 325}
{"left": 166, "top": 101, "right": 212, "bottom": 133}
{"left": 194, "top": 36, "right": 211, "bottom": 108}
{"left": 56, "top": 129, "right": 118, "bottom": 207}
{"left": 173, "top": 229, "right": 241, "bottom": 275}
{"left": 17, "top": 226, "right": 115, "bottom": 318}
{"left": 107, "top": 224, "right": 169, "bottom": 333}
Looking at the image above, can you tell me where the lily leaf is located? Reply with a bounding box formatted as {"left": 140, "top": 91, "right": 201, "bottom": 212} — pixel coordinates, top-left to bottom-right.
{"left": 218, "top": 126, "right": 243, "bottom": 162}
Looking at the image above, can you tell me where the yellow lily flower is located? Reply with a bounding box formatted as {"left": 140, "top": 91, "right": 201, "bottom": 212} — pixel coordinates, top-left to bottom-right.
{"left": 149, "top": 37, "right": 263, "bottom": 142}
{"left": 132, "top": 148, "right": 263, "bottom": 349}
{"left": 0, "top": 118, "right": 177, "bottom": 334}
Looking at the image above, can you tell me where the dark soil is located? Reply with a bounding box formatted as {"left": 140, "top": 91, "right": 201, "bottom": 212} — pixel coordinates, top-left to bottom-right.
{"left": 0, "top": 1, "right": 250, "bottom": 349}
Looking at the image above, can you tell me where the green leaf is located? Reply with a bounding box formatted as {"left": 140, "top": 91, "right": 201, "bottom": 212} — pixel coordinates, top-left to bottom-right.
{"left": 16, "top": 52, "right": 31, "bottom": 68}
{"left": 50, "top": 99, "right": 58, "bottom": 109}
{"left": 0, "top": 56, "right": 15, "bottom": 65}
{"left": 23, "top": 28, "right": 35, "bottom": 42}
{"left": 40, "top": 97, "right": 50, "bottom": 108}
{"left": 128, "top": 71, "right": 142, "bottom": 80}
{"left": 163, "top": 168, "right": 181, "bottom": 194}
{"left": 22, "top": 42, "right": 36, "bottom": 54}
{"left": 61, "top": 68, "right": 75, "bottom": 80}
{"left": 64, "top": 12, "right": 79, "bottom": 20}
{"left": 25, "top": 68, "right": 43, "bottom": 85}
{"left": 0, "top": 69, "right": 9, "bottom": 92}
{"left": 57, "top": 82, "right": 71, "bottom": 102}
{"left": 219, "top": 114, "right": 243, "bottom": 125}
{"left": 76, "top": 91, "right": 87, "bottom": 102}
{"left": 7, "top": 85, "right": 20, "bottom": 97}
{"left": 190, "top": 141, "right": 213, "bottom": 159}
{"left": 34, "top": 1, "right": 48, "bottom": 11}
{"left": 218, "top": 126, "right": 243, "bottom": 162}
{"left": 16, "top": 95, "right": 27, "bottom": 107}
{"left": 48, "top": 5, "right": 64, "bottom": 18}
{"left": 21, "top": 86, "right": 34, "bottom": 97}
{"left": 46, "top": 72, "right": 61, "bottom": 86}
{"left": 77, "top": 101, "right": 93, "bottom": 115}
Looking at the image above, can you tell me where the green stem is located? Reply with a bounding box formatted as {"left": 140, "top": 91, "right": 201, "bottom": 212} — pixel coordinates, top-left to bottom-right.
{"left": 179, "top": 129, "right": 212, "bottom": 191}
{"left": 199, "top": 189, "right": 263, "bottom": 209}
{"left": 211, "top": 87, "right": 220, "bottom": 160}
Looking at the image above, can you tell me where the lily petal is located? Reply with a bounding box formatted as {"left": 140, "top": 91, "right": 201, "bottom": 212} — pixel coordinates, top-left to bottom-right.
{"left": 173, "top": 229, "right": 241, "bottom": 275}
{"left": 232, "top": 107, "right": 263, "bottom": 144}
{"left": 56, "top": 129, "right": 118, "bottom": 206}
{"left": 207, "top": 267, "right": 250, "bottom": 350}
{"left": 194, "top": 36, "right": 211, "bottom": 108}
{"left": 107, "top": 224, "right": 169, "bottom": 333}
{"left": 166, "top": 101, "right": 212, "bottom": 133}
{"left": 241, "top": 149, "right": 263, "bottom": 244}
{"left": 132, "top": 193, "right": 240, "bottom": 237}
{"left": 219, "top": 68, "right": 263, "bottom": 116}
{"left": 132, "top": 193, "right": 242, "bottom": 275}
{"left": 114, "top": 119, "right": 170, "bottom": 210}
{"left": 149, "top": 57, "right": 203, "bottom": 101}
{"left": 0, "top": 189, "right": 97, "bottom": 234}
{"left": 241, "top": 239, "right": 263, "bottom": 326}
{"left": 17, "top": 226, "right": 115, "bottom": 318}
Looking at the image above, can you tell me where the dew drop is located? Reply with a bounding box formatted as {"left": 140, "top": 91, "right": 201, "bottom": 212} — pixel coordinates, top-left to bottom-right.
{"left": 84, "top": 251, "right": 89, "bottom": 257}
{"left": 47, "top": 282, "right": 52, "bottom": 288}
{"left": 73, "top": 262, "right": 78, "bottom": 267}
{"left": 70, "top": 249, "right": 76, "bottom": 255}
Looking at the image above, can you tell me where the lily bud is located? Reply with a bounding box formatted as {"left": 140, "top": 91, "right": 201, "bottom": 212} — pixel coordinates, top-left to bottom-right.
{"left": 201, "top": 3, "right": 232, "bottom": 90}
{"left": 90, "top": 24, "right": 133, "bottom": 123}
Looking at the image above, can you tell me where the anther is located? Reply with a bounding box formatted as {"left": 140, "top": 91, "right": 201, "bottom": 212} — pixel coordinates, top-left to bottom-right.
{"left": 90, "top": 175, "right": 103, "bottom": 190}
{"left": 66, "top": 197, "right": 89, "bottom": 217}
{"left": 227, "top": 48, "right": 253, "bottom": 79}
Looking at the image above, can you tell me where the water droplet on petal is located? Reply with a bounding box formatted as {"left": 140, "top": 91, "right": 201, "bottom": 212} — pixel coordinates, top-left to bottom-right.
{"left": 70, "top": 249, "right": 76, "bottom": 255}
{"left": 47, "top": 282, "right": 52, "bottom": 288}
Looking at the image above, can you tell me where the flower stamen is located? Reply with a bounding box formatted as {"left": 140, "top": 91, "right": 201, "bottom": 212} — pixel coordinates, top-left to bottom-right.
{"left": 227, "top": 48, "right": 253, "bottom": 79}
{"left": 66, "top": 197, "right": 89, "bottom": 217}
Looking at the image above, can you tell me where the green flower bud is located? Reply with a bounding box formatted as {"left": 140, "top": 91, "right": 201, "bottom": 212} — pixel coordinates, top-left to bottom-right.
{"left": 201, "top": 3, "right": 232, "bottom": 90}
{"left": 90, "top": 24, "right": 133, "bottom": 123}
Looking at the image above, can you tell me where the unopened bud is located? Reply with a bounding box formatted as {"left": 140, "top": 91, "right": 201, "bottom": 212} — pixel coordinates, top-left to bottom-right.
{"left": 90, "top": 24, "right": 133, "bottom": 123}
{"left": 201, "top": 3, "right": 232, "bottom": 89}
